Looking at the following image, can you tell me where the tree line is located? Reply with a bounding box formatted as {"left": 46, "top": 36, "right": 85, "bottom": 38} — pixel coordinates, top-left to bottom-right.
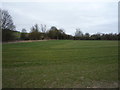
{"left": 1, "top": 9, "right": 120, "bottom": 42}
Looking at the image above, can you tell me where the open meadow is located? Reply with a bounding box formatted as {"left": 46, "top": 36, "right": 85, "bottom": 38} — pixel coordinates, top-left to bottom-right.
{"left": 2, "top": 40, "right": 118, "bottom": 88}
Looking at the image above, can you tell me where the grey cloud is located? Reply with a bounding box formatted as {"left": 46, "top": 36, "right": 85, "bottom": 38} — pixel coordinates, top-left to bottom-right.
{"left": 2, "top": 2, "right": 118, "bottom": 35}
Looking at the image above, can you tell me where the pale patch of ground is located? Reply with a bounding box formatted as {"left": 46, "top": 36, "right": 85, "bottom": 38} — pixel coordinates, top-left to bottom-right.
{"left": 2, "top": 40, "right": 48, "bottom": 44}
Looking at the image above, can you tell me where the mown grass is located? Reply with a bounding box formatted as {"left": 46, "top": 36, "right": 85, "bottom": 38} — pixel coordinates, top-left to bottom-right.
{"left": 2, "top": 40, "right": 118, "bottom": 88}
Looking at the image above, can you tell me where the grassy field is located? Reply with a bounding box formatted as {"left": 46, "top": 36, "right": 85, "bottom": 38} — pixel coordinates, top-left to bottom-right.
{"left": 2, "top": 40, "right": 118, "bottom": 88}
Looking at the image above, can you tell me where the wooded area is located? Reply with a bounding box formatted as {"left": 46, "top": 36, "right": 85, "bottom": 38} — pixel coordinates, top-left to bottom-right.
{"left": 1, "top": 9, "right": 119, "bottom": 42}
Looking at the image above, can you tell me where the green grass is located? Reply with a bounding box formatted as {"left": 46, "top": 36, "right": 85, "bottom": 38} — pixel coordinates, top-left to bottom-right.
{"left": 2, "top": 40, "right": 118, "bottom": 88}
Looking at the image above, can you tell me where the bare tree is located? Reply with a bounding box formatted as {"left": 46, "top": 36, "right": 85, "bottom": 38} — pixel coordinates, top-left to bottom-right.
{"left": 34, "top": 24, "right": 39, "bottom": 32}
{"left": 0, "top": 9, "right": 15, "bottom": 30}
{"left": 29, "top": 24, "right": 41, "bottom": 40}
{"left": 41, "top": 24, "right": 46, "bottom": 33}
{"left": 1, "top": 9, "right": 17, "bottom": 41}
{"left": 75, "top": 28, "right": 83, "bottom": 37}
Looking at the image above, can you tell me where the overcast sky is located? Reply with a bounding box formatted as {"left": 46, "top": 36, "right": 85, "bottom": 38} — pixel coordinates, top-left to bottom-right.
{"left": 1, "top": 0, "right": 118, "bottom": 35}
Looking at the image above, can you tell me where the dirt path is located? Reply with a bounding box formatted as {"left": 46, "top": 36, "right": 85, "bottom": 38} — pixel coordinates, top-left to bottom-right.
{"left": 2, "top": 40, "right": 48, "bottom": 44}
